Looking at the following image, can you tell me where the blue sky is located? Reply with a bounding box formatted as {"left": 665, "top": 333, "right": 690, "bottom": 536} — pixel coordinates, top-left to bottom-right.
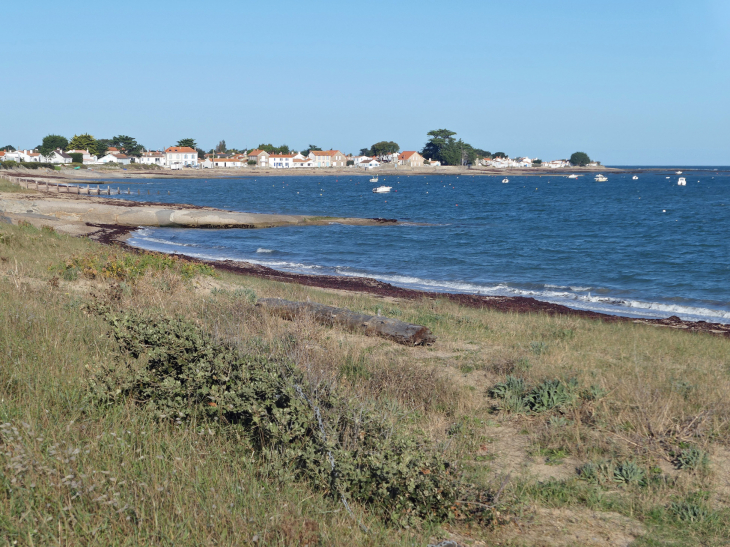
{"left": 2, "top": 0, "right": 728, "bottom": 164}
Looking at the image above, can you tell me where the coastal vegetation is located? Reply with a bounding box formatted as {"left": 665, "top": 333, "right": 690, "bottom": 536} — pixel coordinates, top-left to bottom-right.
{"left": 359, "top": 141, "right": 400, "bottom": 158}
{"left": 421, "top": 129, "right": 490, "bottom": 166}
{"left": 570, "top": 151, "right": 591, "bottom": 167}
{"left": 1, "top": 214, "right": 729, "bottom": 545}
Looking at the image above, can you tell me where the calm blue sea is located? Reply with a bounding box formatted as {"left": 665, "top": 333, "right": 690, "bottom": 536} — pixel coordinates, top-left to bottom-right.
{"left": 95, "top": 168, "right": 730, "bottom": 323}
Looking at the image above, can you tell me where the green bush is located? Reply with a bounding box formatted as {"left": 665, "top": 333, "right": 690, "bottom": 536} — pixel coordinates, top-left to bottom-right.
{"left": 85, "top": 309, "right": 461, "bottom": 525}
{"left": 1, "top": 161, "right": 55, "bottom": 169}
{"left": 69, "top": 153, "right": 83, "bottom": 163}
{"left": 490, "top": 377, "right": 584, "bottom": 413}
{"left": 247, "top": 160, "right": 256, "bottom": 166}
{"left": 675, "top": 446, "right": 709, "bottom": 471}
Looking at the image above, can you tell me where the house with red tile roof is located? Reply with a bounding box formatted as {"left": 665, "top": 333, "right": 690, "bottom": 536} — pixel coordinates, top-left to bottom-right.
{"left": 308, "top": 150, "right": 346, "bottom": 167}
{"left": 398, "top": 151, "right": 424, "bottom": 167}
{"left": 164, "top": 146, "right": 198, "bottom": 169}
{"left": 247, "top": 149, "right": 269, "bottom": 167}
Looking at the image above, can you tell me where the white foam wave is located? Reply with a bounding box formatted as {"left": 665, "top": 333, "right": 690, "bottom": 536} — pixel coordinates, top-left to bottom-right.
{"left": 256, "top": 248, "right": 275, "bottom": 253}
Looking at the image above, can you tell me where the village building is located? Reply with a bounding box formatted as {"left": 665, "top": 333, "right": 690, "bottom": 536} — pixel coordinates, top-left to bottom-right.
{"left": 269, "top": 154, "right": 297, "bottom": 168}
{"left": 398, "top": 151, "right": 424, "bottom": 167}
{"left": 98, "top": 152, "right": 131, "bottom": 165}
{"left": 356, "top": 157, "right": 380, "bottom": 168}
{"left": 309, "top": 150, "right": 346, "bottom": 167}
{"left": 293, "top": 156, "right": 316, "bottom": 168}
{"left": 66, "top": 149, "right": 98, "bottom": 164}
{"left": 247, "top": 149, "right": 269, "bottom": 166}
{"left": 164, "top": 146, "right": 198, "bottom": 169}
{"left": 138, "top": 151, "right": 166, "bottom": 166}
{"left": 48, "top": 149, "right": 73, "bottom": 164}
{"left": 202, "top": 158, "right": 242, "bottom": 168}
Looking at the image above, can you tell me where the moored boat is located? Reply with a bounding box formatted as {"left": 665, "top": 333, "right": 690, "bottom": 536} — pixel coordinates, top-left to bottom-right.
{"left": 372, "top": 185, "right": 392, "bottom": 193}
{"left": 595, "top": 174, "right": 608, "bottom": 182}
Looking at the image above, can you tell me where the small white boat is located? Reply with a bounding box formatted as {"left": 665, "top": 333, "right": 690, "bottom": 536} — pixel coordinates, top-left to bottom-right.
{"left": 595, "top": 174, "right": 608, "bottom": 182}
{"left": 502, "top": 178, "right": 509, "bottom": 183}
{"left": 632, "top": 175, "right": 639, "bottom": 180}
{"left": 678, "top": 177, "right": 686, "bottom": 186}
{"left": 568, "top": 174, "right": 579, "bottom": 179}
{"left": 369, "top": 175, "right": 379, "bottom": 183}
{"left": 372, "top": 185, "right": 392, "bottom": 193}
{"left": 676, "top": 171, "right": 683, "bottom": 175}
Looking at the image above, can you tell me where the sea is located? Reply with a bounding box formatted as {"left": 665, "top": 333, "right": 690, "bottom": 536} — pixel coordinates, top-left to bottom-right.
{"left": 94, "top": 167, "right": 730, "bottom": 324}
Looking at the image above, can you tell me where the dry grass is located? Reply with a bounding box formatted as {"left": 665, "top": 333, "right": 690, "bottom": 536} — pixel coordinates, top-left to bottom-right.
{"left": 0, "top": 176, "right": 38, "bottom": 194}
{"left": 2, "top": 219, "right": 730, "bottom": 545}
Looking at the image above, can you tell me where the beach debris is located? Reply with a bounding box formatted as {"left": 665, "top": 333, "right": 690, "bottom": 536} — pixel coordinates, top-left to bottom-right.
{"left": 256, "top": 298, "right": 435, "bottom": 346}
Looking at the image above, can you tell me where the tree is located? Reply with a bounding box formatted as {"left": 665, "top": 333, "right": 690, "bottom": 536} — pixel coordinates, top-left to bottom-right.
{"left": 216, "top": 140, "right": 227, "bottom": 153}
{"left": 492, "top": 152, "right": 507, "bottom": 159}
{"left": 420, "top": 129, "right": 477, "bottom": 166}
{"left": 257, "top": 143, "right": 290, "bottom": 154}
{"left": 369, "top": 141, "right": 400, "bottom": 159}
{"left": 196, "top": 148, "right": 207, "bottom": 160}
{"left": 473, "top": 149, "right": 490, "bottom": 159}
{"left": 68, "top": 134, "right": 99, "bottom": 155}
{"left": 111, "top": 135, "right": 143, "bottom": 157}
{"left": 421, "top": 129, "right": 456, "bottom": 161}
{"left": 569, "top": 151, "right": 591, "bottom": 167}
{"left": 38, "top": 134, "right": 68, "bottom": 156}
{"left": 1, "top": 145, "right": 16, "bottom": 152}
{"left": 359, "top": 147, "right": 372, "bottom": 156}
{"left": 177, "top": 138, "right": 197, "bottom": 149}
{"left": 533, "top": 159, "right": 543, "bottom": 166}
{"left": 302, "top": 144, "right": 322, "bottom": 156}
{"left": 95, "top": 138, "right": 112, "bottom": 158}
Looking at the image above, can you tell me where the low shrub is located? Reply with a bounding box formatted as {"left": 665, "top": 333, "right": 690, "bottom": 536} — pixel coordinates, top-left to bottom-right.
{"left": 490, "top": 376, "right": 590, "bottom": 413}
{"left": 674, "top": 446, "right": 709, "bottom": 471}
{"left": 69, "top": 153, "right": 83, "bottom": 163}
{"left": 53, "top": 251, "right": 215, "bottom": 282}
{"left": 85, "top": 309, "right": 462, "bottom": 525}
{"left": 0, "top": 161, "right": 55, "bottom": 169}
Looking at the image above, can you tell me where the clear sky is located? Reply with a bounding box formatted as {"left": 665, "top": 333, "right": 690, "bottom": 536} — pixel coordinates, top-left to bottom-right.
{"left": 2, "top": 0, "right": 728, "bottom": 165}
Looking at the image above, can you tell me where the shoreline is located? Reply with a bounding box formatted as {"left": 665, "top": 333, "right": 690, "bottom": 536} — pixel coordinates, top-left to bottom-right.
{"left": 89, "top": 223, "right": 730, "bottom": 338}
{"left": 4, "top": 164, "right": 722, "bottom": 184}
{"left": 2, "top": 182, "right": 728, "bottom": 337}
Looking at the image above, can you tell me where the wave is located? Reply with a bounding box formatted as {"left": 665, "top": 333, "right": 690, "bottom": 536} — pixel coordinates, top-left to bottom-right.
{"left": 127, "top": 231, "right": 730, "bottom": 324}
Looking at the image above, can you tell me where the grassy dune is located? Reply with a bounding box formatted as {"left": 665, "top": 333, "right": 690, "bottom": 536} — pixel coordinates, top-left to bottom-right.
{"left": 1, "top": 217, "right": 729, "bottom": 546}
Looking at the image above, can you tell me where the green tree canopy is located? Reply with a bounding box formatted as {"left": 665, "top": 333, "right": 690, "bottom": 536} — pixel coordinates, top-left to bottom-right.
{"left": 68, "top": 133, "right": 99, "bottom": 155}
{"left": 196, "top": 148, "right": 207, "bottom": 159}
{"left": 533, "top": 158, "right": 543, "bottom": 165}
{"left": 257, "top": 143, "right": 290, "bottom": 154}
{"left": 216, "top": 140, "right": 227, "bottom": 153}
{"left": 492, "top": 152, "right": 507, "bottom": 159}
{"left": 473, "top": 149, "right": 490, "bottom": 159}
{"left": 302, "top": 144, "right": 322, "bottom": 156}
{"left": 38, "top": 135, "right": 69, "bottom": 156}
{"left": 570, "top": 151, "right": 591, "bottom": 167}
{"left": 176, "top": 138, "right": 197, "bottom": 149}
{"left": 366, "top": 141, "right": 400, "bottom": 158}
{"left": 421, "top": 129, "right": 479, "bottom": 166}
{"left": 1, "top": 145, "right": 16, "bottom": 152}
{"left": 111, "top": 135, "right": 144, "bottom": 157}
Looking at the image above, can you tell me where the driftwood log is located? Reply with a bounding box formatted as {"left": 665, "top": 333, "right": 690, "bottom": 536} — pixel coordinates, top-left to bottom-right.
{"left": 256, "top": 298, "right": 435, "bottom": 346}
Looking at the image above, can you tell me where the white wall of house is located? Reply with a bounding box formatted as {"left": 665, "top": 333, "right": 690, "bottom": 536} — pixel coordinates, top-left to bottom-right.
{"left": 98, "top": 153, "right": 131, "bottom": 165}
{"left": 269, "top": 154, "right": 296, "bottom": 168}
{"left": 164, "top": 148, "right": 198, "bottom": 168}
{"left": 139, "top": 153, "right": 166, "bottom": 166}
{"left": 48, "top": 150, "right": 72, "bottom": 164}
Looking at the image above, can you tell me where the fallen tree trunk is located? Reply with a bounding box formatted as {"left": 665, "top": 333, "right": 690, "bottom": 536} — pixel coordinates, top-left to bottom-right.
{"left": 256, "top": 298, "right": 435, "bottom": 346}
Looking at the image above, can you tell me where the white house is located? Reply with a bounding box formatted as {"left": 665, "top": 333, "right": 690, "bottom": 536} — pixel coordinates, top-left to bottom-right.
{"left": 66, "top": 149, "right": 97, "bottom": 164}
{"left": 138, "top": 151, "right": 166, "bottom": 166}
{"left": 98, "top": 152, "right": 132, "bottom": 165}
{"left": 209, "top": 158, "right": 242, "bottom": 168}
{"left": 356, "top": 157, "right": 380, "bottom": 168}
{"left": 164, "top": 146, "right": 198, "bottom": 169}
{"left": 268, "top": 154, "right": 297, "bottom": 168}
{"left": 48, "top": 149, "right": 73, "bottom": 164}
{"left": 546, "top": 159, "right": 570, "bottom": 168}
{"left": 293, "top": 156, "right": 316, "bottom": 168}
{"left": 5, "top": 149, "right": 42, "bottom": 162}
